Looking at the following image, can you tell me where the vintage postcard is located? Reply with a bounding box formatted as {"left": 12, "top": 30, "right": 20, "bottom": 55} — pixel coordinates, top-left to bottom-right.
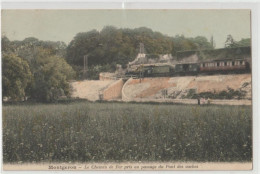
{"left": 1, "top": 9, "right": 253, "bottom": 171}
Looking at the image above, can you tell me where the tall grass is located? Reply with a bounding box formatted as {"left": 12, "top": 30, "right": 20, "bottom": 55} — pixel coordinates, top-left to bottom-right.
{"left": 2, "top": 101, "right": 252, "bottom": 163}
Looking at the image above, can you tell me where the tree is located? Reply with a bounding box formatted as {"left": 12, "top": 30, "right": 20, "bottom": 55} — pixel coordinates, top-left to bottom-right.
{"left": 1, "top": 36, "right": 14, "bottom": 53}
{"left": 66, "top": 30, "right": 101, "bottom": 66}
{"left": 210, "top": 35, "right": 216, "bottom": 49}
{"left": 192, "top": 36, "right": 213, "bottom": 50}
{"left": 172, "top": 35, "right": 197, "bottom": 54}
{"left": 225, "top": 35, "right": 251, "bottom": 48}
{"left": 236, "top": 38, "right": 251, "bottom": 47}
{"left": 225, "top": 34, "right": 235, "bottom": 48}
{"left": 2, "top": 53, "right": 32, "bottom": 101}
{"left": 2, "top": 37, "right": 75, "bottom": 102}
{"left": 2, "top": 37, "right": 68, "bottom": 63}
{"left": 30, "top": 49, "right": 76, "bottom": 102}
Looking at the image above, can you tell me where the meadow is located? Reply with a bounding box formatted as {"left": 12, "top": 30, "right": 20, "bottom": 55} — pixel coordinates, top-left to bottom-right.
{"left": 2, "top": 101, "right": 252, "bottom": 163}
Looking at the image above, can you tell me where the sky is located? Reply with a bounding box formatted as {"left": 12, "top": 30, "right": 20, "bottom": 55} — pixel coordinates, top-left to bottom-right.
{"left": 1, "top": 9, "right": 251, "bottom": 48}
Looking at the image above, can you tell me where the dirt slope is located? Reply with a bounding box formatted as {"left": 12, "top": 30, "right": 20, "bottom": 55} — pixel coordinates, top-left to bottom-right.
{"left": 123, "top": 74, "right": 252, "bottom": 100}
{"left": 70, "top": 80, "right": 115, "bottom": 101}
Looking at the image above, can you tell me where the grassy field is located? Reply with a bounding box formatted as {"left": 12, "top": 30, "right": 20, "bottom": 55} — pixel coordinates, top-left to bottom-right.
{"left": 2, "top": 101, "right": 252, "bottom": 163}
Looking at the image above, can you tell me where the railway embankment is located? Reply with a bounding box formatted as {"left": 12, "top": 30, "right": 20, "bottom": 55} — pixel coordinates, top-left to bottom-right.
{"left": 71, "top": 74, "right": 251, "bottom": 105}
{"left": 122, "top": 74, "right": 252, "bottom": 104}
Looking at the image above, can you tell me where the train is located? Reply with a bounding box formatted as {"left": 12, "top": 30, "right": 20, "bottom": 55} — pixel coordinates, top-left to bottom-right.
{"left": 125, "top": 58, "right": 251, "bottom": 77}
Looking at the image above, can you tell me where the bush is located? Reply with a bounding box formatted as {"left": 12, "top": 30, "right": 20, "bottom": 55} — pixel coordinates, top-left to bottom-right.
{"left": 29, "top": 49, "right": 75, "bottom": 102}
{"left": 2, "top": 53, "right": 32, "bottom": 101}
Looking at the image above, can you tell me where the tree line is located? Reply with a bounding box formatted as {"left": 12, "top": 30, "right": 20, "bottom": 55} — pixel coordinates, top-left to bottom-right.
{"left": 66, "top": 26, "right": 215, "bottom": 79}
{"left": 2, "top": 26, "right": 250, "bottom": 102}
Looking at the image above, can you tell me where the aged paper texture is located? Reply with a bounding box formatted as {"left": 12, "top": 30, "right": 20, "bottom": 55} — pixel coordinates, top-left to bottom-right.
{"left": 1, "top": 9, "right": 252, "bottom": 171}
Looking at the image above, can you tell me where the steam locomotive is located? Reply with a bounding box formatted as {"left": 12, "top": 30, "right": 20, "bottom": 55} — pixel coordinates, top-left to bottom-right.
{"left": 126, "top": 58, "right": 251, "bottom": 77}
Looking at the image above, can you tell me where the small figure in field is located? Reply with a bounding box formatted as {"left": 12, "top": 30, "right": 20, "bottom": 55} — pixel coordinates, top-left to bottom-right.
{"left": 197, "top": 96, "right": 200, "bottom": 105}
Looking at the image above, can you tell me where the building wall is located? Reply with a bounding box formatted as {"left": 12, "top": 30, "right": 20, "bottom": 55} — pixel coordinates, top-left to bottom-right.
{"left": 103, "top": 79, "right": 124, "bottom": 100}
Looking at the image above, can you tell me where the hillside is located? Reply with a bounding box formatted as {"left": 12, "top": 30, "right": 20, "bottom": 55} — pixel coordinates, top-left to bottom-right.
{"left": 122, "top": 74, "right": 251, "bottom": 101}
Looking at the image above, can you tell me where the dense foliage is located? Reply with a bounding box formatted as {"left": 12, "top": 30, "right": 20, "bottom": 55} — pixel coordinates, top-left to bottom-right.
{"left": 2, "top": 53, "right": 32, "bottom": 101}
{"left": 2, "top": 36, "right": 75, "bottom": 102}
{"left": 29, "top": 49, "right": 75, "bottom": 102}
{"left": 236, "top": 38, "right": 251, "bottom": 47}
{"left": 3, "top": 102, "right": 252, "bottom": 162}
{"left": 225, "top": 35, "right": 251, "bottom": 48}
{"left": 176, "top": 46, "right": 251, "bottom": 61}
{"left": 2, "top": 36, "right": 67, "bottom": 60}
{"left": 66, "top": 26, "right": 215, "bottom": 68}
{"left": 67, "top": 27, "right": 173, "bottom": 67}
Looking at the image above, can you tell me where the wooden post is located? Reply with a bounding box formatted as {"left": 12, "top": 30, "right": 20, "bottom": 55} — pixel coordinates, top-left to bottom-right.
{"left": 83, "top": 55, "right": 88, "bottom": 79}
